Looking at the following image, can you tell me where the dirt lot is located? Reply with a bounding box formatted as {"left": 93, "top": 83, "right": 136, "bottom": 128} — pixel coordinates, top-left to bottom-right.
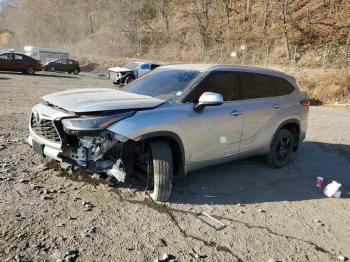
{"left": 0, "top": 71, "right": 349, "bottom": 262}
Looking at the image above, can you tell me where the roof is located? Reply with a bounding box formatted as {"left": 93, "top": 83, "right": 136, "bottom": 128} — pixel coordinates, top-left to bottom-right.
{"left": 161, "top": 64, "right": 296, "bottom": 84}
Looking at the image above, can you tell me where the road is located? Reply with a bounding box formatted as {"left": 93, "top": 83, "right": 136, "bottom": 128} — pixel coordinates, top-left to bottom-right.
{"left": 0, "top": 71, "right": 349, "bottom": 262}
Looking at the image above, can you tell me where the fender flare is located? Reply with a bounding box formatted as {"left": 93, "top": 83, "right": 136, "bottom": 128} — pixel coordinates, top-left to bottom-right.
{"left": 271, "top": 118, "right": 301, "bottom": 148}
{"left": 138, "top": 131, "right": 186, "bottom": 171}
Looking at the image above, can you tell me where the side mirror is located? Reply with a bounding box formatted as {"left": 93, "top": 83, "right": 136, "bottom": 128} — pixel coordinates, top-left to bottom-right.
{"left": 194, "top": 92, "right": 223, "bottom": 113}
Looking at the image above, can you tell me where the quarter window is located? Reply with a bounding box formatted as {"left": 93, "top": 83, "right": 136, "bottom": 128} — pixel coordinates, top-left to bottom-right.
{"left": 0, "top": 54, "right": 12, "bottom": 61}
{"left": 188, "top": 71, "right": 240, "bottom": 102}
{"left": 239, "top": 73, "right": 294, "bottom": 99}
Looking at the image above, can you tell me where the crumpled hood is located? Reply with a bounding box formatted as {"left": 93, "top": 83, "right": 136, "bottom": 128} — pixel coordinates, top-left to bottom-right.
{"left": 107, "top": 67, "right": 133, "bottom": 73}
{"left": 42, "top": 88, "right": 165, "bottom": 113}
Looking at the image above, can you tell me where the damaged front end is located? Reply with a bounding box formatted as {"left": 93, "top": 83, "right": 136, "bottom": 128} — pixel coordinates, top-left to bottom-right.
{"left": 29, "top": 107, "right": 137, "bottom": 183}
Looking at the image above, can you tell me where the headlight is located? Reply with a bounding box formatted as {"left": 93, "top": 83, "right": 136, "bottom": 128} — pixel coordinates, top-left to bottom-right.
{"left": 62, "top": 111, "right": 135, "bottom": 131}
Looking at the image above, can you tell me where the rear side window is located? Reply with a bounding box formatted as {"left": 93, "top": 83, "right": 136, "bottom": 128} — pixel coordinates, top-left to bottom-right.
{"left": 239, "top": 73, "right": 294, "bottom": 99}
{"left": 188, "top": 71, "right": 240, "bottom": 102}
{"left": 0, "top": 53, "right": 12, "bottom": 61}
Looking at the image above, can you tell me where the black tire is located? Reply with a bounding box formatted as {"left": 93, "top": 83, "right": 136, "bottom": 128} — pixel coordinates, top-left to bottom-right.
{"left": 266, "top": 129, "right": 295, "bottom": 168}
{"left": 73, "top": 69, "right": 79, "bottom": 75}
{"left": 124, "top": 76, "right": 134, "bottom": 85}
{"left": 68, "top": 71, "right": 72, "bottom": 74}
{"left": 25, "top": 66, "right": 35, "bottom": 75}
{"left": 148, "top": 140, "right": 173, "bottom": 202}
{"left": 50, "top": 66, "right": 55, "bottom": 72}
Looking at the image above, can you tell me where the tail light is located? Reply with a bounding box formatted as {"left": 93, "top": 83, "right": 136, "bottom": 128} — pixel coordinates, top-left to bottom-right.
{"left": 300, "top": 98, "right": 310, "bottom": 106}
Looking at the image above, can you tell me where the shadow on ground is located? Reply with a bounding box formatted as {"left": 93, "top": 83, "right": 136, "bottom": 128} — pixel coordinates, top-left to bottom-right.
{"left": 170, "top": 141, "right": 350, "bottom": 205}
{"left": 0, "top": 71, "right": 79, "bottom": 79}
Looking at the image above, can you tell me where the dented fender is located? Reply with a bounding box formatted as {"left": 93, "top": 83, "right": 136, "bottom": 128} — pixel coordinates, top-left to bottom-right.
{"left": 107, "top": 102, "right": 192, "bottom": 166}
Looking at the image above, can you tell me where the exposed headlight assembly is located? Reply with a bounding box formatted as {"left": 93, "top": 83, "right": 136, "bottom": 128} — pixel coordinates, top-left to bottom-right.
{"left": 62, "top": 111, "right": 135, "bottom": 131}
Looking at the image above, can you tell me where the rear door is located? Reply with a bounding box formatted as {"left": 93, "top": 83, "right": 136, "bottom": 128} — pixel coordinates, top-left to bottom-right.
{"left": 237, "top": 72, "right": 294, "bottom": 154}
{"left": 0, "top": 53, "right": 14, "bottom": 71}
{"left": 186, "top": 71, "right": 244, "bottom": 167}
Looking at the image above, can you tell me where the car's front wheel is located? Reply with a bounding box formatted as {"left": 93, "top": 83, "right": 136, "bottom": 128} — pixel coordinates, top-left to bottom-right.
{"left": 73, "top": 69, "right": 79, "bottom": 75}
{"left": 266, "top": 129, "right": 295, "bottom": 168}
{"left": 124, "top": 76, "right": 134, "bottom": 85}
{"left": 147, "top": 140, "right": 173, "bottom": 202}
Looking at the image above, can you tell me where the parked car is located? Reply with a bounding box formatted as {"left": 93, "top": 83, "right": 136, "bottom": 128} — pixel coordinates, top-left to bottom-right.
{"left": 0, "top": 52, "right": 42, "bottom": 74}
{"left": 43, "top": 59, "right": 80, "bottom": 74}
{"left": 107, "top": 61, "right": 162, "bottom": 85}
{"left": 27, "top": 64, "right": 309, "bottom": 202}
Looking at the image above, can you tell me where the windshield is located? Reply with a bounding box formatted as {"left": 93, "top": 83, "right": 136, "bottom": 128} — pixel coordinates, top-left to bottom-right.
{"left": 123, "top": 69, "right": 201, "bottom": 100}
{"left": 123, "top": 62, "right": 139, "bottom": 70}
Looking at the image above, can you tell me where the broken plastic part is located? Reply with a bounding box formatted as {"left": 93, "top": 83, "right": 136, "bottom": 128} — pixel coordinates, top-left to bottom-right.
{"left": 197, "top": 212, "right": 226, "bottom": 230}
{"left": 107, "top": 159, "right": 126, "bottom": 183}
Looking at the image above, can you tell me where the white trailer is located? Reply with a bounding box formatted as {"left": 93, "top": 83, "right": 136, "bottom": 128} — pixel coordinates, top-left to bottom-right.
{"left": 24, "top": 46, "right": 69, "bottom": 64}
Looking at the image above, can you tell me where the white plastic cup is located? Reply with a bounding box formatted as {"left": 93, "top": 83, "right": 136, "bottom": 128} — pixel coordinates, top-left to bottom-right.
{"left": 333, "top": 190, "right": 341, "bottom": 198}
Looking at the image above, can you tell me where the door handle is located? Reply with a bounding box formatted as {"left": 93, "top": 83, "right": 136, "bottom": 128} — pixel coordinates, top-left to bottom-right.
{"left": 272, "top": 104, "right": 280, "bottom": 109}
{"left": 231, "top": 110, "right": 243, "bottom": 116}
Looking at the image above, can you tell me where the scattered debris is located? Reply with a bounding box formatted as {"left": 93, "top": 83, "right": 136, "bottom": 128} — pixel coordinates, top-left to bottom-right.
{"left": 0, "top": 144, "right": 6, "bottom": 150}
{"left": 268, "top": 258, "right": 277, "bottom": 262}
{"left": 162, "top": 253, "right": 169, "bottom": 260}
{"left": 19, "top": 179, "right": 29, "bottom": 184}
{"left": 197, "top": 212, "right": 226, "bottom": 230}
{"left": 15, "top": 213, "right": 26, "bottom": 221}
{"left": 258, "top": 209, "right": 266, "bottom": 213}
{"left": 57, "top": 223, "right": 65, "bottom": 228}
{"left": 17, "top": 233, "right": 27, "bottom": 239}
{"left": 82, "top": 227, "right": 96, "bottom": 238}
{"left": 63, "top": 250, "right": 79, "bottom": 262}
{"left": 237, "top": 210, "right": 245, "bottom": 214}
{"left": 338, "top": 255, "right": 348, "bottom": 261}
{"left": 316, "top": 176, "right": 324, "bottom": 187}
{"left": 41, "top": 195, "right": 52, "bottom": 200}
{"left": 323, "top": 181, "right": 342, "bottom": 198}
{"left": 82, "top": 201, "right": 93, "bottom": 211}
{"left": 159, "top": 238, "right": 167, "bottom": 247}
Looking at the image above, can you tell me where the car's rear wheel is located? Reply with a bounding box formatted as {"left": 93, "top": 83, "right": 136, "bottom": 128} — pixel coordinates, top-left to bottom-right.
{"left": 25, "top": 66, "right": 35, "bottom": 75}
{"left": 73, "top": 69, "right": 79, "bottom": 75}
{"left": 143, "top": 140, "right": 173, "bottom": 202}
{"left": 266, "top": 129, "right": 295, "bottom": 168}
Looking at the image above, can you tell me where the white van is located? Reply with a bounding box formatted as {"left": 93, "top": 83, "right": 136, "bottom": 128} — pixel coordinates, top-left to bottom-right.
{"left": 24, "top": 46, "right": 69, "bottom": 64}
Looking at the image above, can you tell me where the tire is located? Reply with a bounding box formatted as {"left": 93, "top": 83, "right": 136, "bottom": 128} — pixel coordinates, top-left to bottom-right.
{"left": 124, "top": 76, "right": 134, "bottom": 85}
{"left": 73, "top": 69, "right": 79, "bottom": 75}
{"left": 50, "top": 66, "right": 55, "bottom": 72}
{"left": 68, "top": 71, "right": 72, "bottom": 74}
{"left": 266, "top": 129, "right": 295, "bottom": 168}
{"left": 25, "top": 66, "right": 35, "bottom": 75}
{"left": 148, "top": 140, "right": 173, "bottom": 202}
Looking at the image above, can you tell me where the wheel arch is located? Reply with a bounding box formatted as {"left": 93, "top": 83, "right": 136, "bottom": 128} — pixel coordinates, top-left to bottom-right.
{"left": 274, "top": 119, "right": 301, "bottom": 151}
{"left": 139, "top": 131, "right": 186, "bottom": 177}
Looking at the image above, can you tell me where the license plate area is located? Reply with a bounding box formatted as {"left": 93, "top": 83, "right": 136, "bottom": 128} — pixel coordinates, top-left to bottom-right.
{"left": 32, "top": 140, "right": 45, "bottom": 157}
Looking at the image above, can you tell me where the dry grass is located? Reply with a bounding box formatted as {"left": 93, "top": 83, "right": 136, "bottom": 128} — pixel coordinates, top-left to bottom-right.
{"left": 290, "top": 69, "right": 350, "bottom": 104}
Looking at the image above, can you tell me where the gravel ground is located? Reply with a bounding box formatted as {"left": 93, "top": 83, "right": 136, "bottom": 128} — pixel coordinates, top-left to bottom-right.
{"left": 0, "top": 71, "right": 349, "bottom": 262}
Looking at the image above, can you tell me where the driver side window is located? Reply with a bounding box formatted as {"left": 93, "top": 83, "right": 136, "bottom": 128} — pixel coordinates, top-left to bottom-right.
{"left": 187, "top": 71, "right": 240, "bottom": 103}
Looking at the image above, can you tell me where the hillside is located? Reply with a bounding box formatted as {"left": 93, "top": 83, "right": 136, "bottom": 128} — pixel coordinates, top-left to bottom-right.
{"left": 0, "top": 0, "right": 349, "bottom": 67}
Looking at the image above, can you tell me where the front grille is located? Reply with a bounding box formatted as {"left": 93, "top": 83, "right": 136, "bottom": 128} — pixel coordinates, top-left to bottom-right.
{"left": 31, "top": 114, "right": 61, "bottom": 142}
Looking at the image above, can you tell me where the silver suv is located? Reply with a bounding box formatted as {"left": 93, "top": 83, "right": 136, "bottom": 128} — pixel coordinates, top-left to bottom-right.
{"left": 28, "top": 64, "right": 309, "bottom": 201}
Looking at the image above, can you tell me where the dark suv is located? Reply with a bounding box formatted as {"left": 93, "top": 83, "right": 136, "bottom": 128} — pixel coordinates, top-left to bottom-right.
{"left": 0, "top": 52, "right": 42, "bottom": 74}
{"left": 43, "top": 59, "right": 80, "bottom": 74}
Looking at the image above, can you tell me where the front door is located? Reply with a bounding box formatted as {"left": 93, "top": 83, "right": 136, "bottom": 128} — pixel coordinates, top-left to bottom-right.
{"left": 185, "top": 71, "right": 244, "bottom": 169}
